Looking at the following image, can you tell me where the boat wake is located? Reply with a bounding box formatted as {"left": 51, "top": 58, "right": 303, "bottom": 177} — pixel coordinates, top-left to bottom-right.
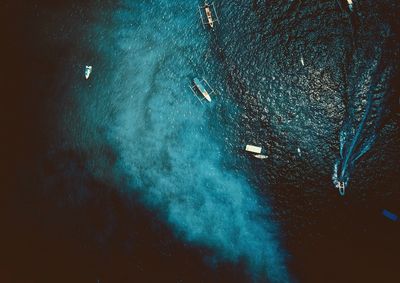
{"left": 333, "top": 31, "right": 398, "bottom": 195}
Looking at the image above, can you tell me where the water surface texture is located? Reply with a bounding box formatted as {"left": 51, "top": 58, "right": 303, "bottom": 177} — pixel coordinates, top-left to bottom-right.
{"left": 3, "top": 1, "right": 399, "bottom": 282}
{"left": 59, "top": 1, "right": 290, "bottom": 281}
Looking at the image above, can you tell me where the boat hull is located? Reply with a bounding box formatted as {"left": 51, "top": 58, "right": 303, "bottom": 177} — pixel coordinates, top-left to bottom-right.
{"left": 194, "top": 78, "right": 212, "bottom": 102}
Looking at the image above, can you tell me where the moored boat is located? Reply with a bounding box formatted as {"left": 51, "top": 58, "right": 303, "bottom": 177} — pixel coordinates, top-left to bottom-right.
{"left": 198, "top": 2, "right": 219, "bottom": 29}
{"left": 189, "top": 77, "right": 215, "bottom": 103}
{"left": 85, "top": 65, "right": 92, "bottom": 79}
{"left": 194, "top": 78, "right": 211, "bottom": 102}
{"left": 245, "top": 145, "right": 268, "bottom": 159}
{"left": 204, "top": 3, "right": 214, "bottom": 28}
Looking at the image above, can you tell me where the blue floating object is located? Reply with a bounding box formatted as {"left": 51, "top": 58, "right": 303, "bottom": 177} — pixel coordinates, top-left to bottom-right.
{"left": 382, "top": 209, "right": 398, "bottom": 222}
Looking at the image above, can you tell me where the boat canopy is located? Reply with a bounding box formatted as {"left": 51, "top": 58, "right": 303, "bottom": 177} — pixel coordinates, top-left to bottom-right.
{"left": 194, "top": 78, "right": 207, "bottom": 94}
{"left": 189, "top": 77, "right": 215, "bottom": 103}
{"left": 245, "top": 145, "right": 262, "bottom": 154}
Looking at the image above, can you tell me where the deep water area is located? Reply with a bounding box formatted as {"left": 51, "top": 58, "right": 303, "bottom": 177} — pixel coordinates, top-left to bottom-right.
{"left": 2, "top": 1, "right": 399, "bottom": 283}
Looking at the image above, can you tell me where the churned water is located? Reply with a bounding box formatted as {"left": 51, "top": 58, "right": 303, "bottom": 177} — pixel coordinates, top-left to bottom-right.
{"left": 5, "top": 0, "right": 399, "bottom": 282}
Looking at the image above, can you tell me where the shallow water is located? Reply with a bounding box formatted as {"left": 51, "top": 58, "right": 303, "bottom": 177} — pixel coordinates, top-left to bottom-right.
{"left": 4, "top": 0, "right": 400, "bottom": 282}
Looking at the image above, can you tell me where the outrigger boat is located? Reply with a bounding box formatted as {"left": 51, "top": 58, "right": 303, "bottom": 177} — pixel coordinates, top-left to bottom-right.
{"left": 245, "top": 145, "right": 268, "bottom": 159}
{"left": 198, "top": 2, "right": 219, "bottom": 29}
{"left": 189, "top": 78, "right": 215, "bottom": 103}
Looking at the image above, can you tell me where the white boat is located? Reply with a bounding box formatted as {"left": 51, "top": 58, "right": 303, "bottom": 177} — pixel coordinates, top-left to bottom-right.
{"left": 254, "top": 154, "right": 268, "bottom": 159}
{"left": 347, "top": 0, "right": 353, "bottom": 11}
{"left": 189, "top": 77, "right": 215, "bottom": 103}
{"left": 300, "top": 57, "right": 304, "bottom": 66}
{"left": 245, "top": 145, "right": 268, "bottom": 159}
{"left": 336, "top": 181, "right": 346, "bottom": 196}
{"left": 85, "top": 65, "right": 92, "bottom": 79}
{"left": 194, "top": 78, "right": 211, "bottom": 102}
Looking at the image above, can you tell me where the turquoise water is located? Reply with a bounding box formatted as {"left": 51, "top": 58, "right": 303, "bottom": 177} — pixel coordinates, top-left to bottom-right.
{"left": 7, "top": 0, "right": 399, "bottom": 282}
{"left": 56, "top": 1, "right": 290, "bottom": 281}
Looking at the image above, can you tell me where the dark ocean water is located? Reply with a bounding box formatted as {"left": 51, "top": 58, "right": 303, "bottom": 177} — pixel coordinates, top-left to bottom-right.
{"left": 2, "top": 1, "right": 399, "bottom": 283}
